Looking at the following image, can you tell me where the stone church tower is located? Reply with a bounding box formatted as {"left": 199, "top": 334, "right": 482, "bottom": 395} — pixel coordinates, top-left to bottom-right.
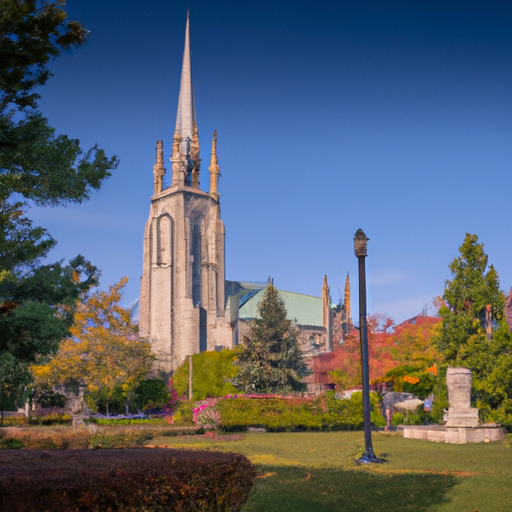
{"left": 139, "top": 14, "right": 229, "bottom": 371}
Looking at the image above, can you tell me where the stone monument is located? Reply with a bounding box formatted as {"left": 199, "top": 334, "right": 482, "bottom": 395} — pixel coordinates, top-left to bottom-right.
{"left": 403, "top": 367, "right": 506, "bottom": 444}
{"left": 445, "top": 367, "right": 479, "bottom": 428}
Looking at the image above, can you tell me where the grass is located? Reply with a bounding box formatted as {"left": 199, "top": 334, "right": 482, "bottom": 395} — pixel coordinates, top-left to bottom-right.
{"left": 150, "top": 430, "right": 512, "bottom": 512}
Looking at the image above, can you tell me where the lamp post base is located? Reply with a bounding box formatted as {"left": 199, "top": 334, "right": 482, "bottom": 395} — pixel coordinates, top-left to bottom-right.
{"left": 356, "top": 448, "right": 387, "bottom": 464}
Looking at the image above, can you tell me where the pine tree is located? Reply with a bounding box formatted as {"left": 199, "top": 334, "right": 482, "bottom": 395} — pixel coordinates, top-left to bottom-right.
{"left": 436, "top": 233, "right": 504, "bottom": 362}
{"left": 235, "top": 284, "right": 305, "bottom": 393}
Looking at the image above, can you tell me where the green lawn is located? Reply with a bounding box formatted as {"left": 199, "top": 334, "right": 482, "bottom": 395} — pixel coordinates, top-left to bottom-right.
{"left": 150, "top": 431, "right": 512, "bottom": 512}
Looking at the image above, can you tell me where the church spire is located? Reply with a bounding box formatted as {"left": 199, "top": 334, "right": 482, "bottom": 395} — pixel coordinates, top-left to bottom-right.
{"left": 172, "top": 11, "right": 200, "bottom": 188}
{"left": 322, "top": 274, "right": 330, "bottom": 329}
{"left": 175, "top": 12, "right": 195, "bottom": 140}
{"left": 344, "top": 273, "right": 351, "bottom": 324}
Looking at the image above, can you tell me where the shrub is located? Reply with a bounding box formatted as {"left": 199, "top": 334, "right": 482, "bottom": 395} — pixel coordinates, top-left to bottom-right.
{"left": 391, "top": 405, "right": 433, "bottom": 426}
{"left": 322, "top": 391, "right": 385, "bottom": 428}
{"left": 0, "top": 427, "right": 91, "bottom": 450}
{"left": 391, "top": 412, "right": 404, "bottom": 427}
{"left": 193, "top": 398, "right": 221, "bottom": 431}
{"left": 174, "top": 400, "right": 194, "bottom": 424}
{"left": 217, "top": 393, "right": 386, "bottom": 432}
{"left": 90, "top": 417, "right": 166, "bottom": 426}
{"left": 0, "top": 448, "right": 255, "bottom": 512}
{"left": 89, "top": 429, "right": 154, "bottom": 449}
{"left": 133, "top": 378, "right": 169, "bottom": 410}
{"left": 28, "top": 413, "right": 72, "bottom": 426}
{"left": 174, "top": 349, "right": 239, "bottom": 401}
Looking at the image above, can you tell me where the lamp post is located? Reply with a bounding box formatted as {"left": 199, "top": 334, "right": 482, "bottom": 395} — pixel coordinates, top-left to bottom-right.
{"left": 354, "top": 229, "right": 386, "bottom": 464}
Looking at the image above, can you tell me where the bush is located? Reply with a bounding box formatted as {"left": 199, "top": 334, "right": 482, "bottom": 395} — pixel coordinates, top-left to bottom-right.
{"left": 28, "top": 413, "right": 72, "bottom": 426}
{"left": 89, "top": 417, "right": 166, "bottom": 426}
{"left": 133, "top": 378, "right": 169, "bottom": 410}
{"left": 391, "top": 412, "right": 404, "bottom": 427}
{"left": 217, "top": 393, "right": 386, "bottom": 432}
{"left": 0, "top": 448, "right": 255, "bottom": 512}
{"left": 193, "top": 398, "right": 221, "bottom": 431}
{"left": 173, "top": 349, "right": 239, "bottom": 401}
{"left": 325, "top": 391, "right": 385, "bottom": 427}
{"left": 0, "top": 427, "right": 91, "bottom": 450}
{"left": 391, "top": 405, "right": 434, "bottom": 426}
{"left": 174, "top": 400, "right": 194, "bottom": 424}
{"left": 89, "top": 429, "right": 153, "bottom": 449}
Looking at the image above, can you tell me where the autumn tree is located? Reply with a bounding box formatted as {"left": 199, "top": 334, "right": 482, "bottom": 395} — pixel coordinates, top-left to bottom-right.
{"left": 326, "top": 314, "right": 441, "bottom": 394}
{"left": 31, "top": 278, "right": 154, "bottom": 414}
{"left": 235, "top": 284, "right": 305, "bottom": 393}
{"left": 435, "top": 233, "right": 512, "bottom": 424}
{"left": 387, "top": 316, "right": 441, "bottom": 367}
{"left": 0, "top": 2, "right": 117, "bottom": 407}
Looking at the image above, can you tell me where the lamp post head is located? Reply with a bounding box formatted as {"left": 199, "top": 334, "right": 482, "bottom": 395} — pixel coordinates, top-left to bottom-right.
{"left": 354, "top": 229, "right": 369, "bottom": 257}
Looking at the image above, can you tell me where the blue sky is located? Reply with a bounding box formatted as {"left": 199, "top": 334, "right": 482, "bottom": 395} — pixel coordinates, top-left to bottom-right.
{"left": 30, "top": 0, "right": 512, "bottom": 324}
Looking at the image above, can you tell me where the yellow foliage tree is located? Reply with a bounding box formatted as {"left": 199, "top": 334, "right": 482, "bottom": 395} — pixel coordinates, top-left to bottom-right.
{"left": 31, "top": 278, "right": 154, "bottom": 414}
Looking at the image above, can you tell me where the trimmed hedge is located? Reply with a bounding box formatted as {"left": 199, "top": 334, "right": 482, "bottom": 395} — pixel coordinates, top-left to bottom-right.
{"left": 0, "top": 413, "right": 73, "bottom": 427}
{"left": 88, "top": 417, "right": 167, "bottom": 426}
{"left": 0, "top": 448, "right": 255, "bottom": 511}
{"left": 218, "top": 392, "right": 385, "bottom": 432}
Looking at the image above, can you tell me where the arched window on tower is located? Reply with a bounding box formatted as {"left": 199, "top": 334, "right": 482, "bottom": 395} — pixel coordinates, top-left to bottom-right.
{"left": 157, "top": 214, "right": 172, "bottom": 266}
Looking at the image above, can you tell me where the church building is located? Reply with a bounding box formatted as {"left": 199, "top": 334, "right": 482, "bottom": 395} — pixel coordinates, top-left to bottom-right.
{"left": 139, "top": 14, "right": 349, "bottom": 374}
{"left": 139, "top": 14, "right": 231, "bottom": 371}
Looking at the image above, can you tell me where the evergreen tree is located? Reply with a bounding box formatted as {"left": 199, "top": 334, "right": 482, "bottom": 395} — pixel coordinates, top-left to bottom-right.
{"left": 435, "top": 233, "right": 512, "bottom": 424}
{"left": 436, "top": 233, "right": 504, "bottom": 362}
{"left": 0, "top": 1, "right": 117, "bottom": 407}
{"left": 235, "top": 284, "right": 305, "bottom": 393}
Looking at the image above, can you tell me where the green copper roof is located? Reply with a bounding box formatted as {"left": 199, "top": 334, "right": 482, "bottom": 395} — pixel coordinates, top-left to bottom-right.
{"left": 238, "top": 289, "right": 323, "bottom": 327}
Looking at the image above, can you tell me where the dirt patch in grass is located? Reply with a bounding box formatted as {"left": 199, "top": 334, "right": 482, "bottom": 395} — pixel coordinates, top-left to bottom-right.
{"left": 194, "top": 433, "right": 246, "bottom": 442}
{"left": 145, "top": 433, "right": 245, "bottom": 448}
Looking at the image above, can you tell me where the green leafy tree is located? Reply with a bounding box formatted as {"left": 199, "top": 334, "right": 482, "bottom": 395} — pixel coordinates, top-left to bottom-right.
{"left": 173, "top": 349, "right": 239, "bottom": 401}
{"left": 436, "top": 233, "right": 504, "bottom": 362}
{"left": 133, "top": 379, "right": 170, "bottom": 411}
{"left": 235, "top": 284, "right": 305, "bottom": 393}
{"left": 0, "top": 2, "right": 117, "bottom": 407}
{"left": 435, "top": 233, "right": 512, "bottom": 424}
{"left": 0, "top": 202, "right": 98, "bottom": 410}
{"left": 0, "top": 1, "right": 117, "bottom": 204}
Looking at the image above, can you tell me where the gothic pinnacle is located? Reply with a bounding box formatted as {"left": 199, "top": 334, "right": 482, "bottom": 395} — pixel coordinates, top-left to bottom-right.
{"left": 209, "top": 130, "right": 220, "bottom": 201}
{"left": 153, "top": 140, "right": 166, "bottom": 195}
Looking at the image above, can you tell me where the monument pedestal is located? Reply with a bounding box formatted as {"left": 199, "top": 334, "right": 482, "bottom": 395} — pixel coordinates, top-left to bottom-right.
{"left": 403, "top": 424, "right": 506, "bottom": 444}
{"left": 402, "top": 367, "right": 506, "bottom": 444}
{"left": 445, "top": 407, "right": 479, "bottom": 428}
